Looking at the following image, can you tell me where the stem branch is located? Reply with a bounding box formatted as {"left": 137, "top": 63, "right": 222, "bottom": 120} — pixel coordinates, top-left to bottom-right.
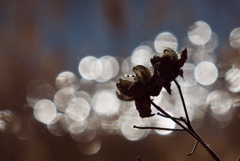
{"left": 151, "top": 100, "right": 221, "bottom": 161}
{"left": 133, "top": 125, "right": 185, "bottom": 131}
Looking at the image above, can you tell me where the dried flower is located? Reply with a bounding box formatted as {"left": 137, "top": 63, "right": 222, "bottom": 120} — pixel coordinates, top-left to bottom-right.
{"left": 116, "top": 65, "right": 161, "bottom": 118}
{"left": 116, "top": 48, "right": 187, "bottom": 118}
{"left": 150, "top": 48, "right": 187, "bottom": 94}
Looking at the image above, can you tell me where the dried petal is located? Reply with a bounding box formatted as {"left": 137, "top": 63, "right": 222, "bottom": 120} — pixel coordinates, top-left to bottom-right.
{"left": 150, "top": 48, "right": 188, "bottom": 88}
{"left": 177, "top": 48, "right": 188, "bottom": 68}
{"left": 133, "top": 65, "right": 152, "bottom": 84}
{"left": 135, "top": 96, "right": 154, "bottom": 118}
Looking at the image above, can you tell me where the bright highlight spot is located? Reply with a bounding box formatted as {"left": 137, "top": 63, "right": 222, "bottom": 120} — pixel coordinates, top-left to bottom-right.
{"left": 207, "top": 90, "right": 232, "bottom": 115}
{"left": 56, "top": 71, "right": 80, "bottom": 92}
{"left": 54, "top": 89, "right": 73, "bottom": 112}
{"left": 65, "top": 98, "right": 91, "bottom": 121}
{"left": 121, "top": 117, "right": 147, "bottom": 141}
{"left": 188, "top": 21, "right": 212, "bottom": 45}
{"left": 150, "top": 112, "right": 175, "bottom": 135}
{"left": 225, "top": 68, "right": 240, "bottom": 93}
{"left": 0, "top": 110, "right": 21, "bottom": 133}
{"left": 95, "top": 56, "right": 119, "bottom": 82}
{"left": 34, "top": 99, "right": 57, "bottom": 124}
{"left": 131, "top": 46, "right": 153, "bottom": 66}
{"left": 154, "top": 32, "right": 178, "bottom": 53}
{"left": 229, "top": 27, "right": 240, "bottom": 49}
{"left": 78, "top": 56, "right": 102, "bottom": 80}
{"left": 79, "top": 56, "right": 119, "bottom": 82}
{"left": 194, "top": 62, "right": 218, "bottom": 85}
{"left": 92, "top": 90, "right": 120, "bottom": 116}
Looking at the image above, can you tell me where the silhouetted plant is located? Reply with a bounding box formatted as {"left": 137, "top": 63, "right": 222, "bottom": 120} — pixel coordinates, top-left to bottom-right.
{"left": 116, "top": 48, "right": 221, "bottom": 161}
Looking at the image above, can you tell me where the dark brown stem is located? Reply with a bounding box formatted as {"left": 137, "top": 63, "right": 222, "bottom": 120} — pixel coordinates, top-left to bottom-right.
{"left": 174, "top": 80, "right": 191, "bottom": 128}
{"left": 133, "top": 125, "right": 185, "bottom": 131}
{"left": 174, "top": 80, "right": 221, "bottom": 160}
{"left": 150, "top": 101, "right": 221, "bottom": 161}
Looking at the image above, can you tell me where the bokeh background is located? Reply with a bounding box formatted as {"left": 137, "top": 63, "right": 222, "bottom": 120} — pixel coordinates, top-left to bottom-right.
{"left": 0, "top": 0, "right": 240, "bottom": 161}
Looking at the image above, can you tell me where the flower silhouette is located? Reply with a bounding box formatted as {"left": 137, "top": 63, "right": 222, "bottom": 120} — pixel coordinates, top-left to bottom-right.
{"left": 116, "top": 65, "right": 161, "bottom": 118}
{"left": 116, "top": 48, "right": 187, "bottom": 118}
{"left": 151, "top": 48, "right": 187, "bottom": 94}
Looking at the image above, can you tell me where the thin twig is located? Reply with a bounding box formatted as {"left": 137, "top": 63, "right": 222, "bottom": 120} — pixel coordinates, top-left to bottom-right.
{"left": 174, "top": 80, "right": 221, "bottom": 160}
{"left": 174, "top": 80, "right": 191, "bottom": 127}
{"left": 157, "top": 112, "right": 186, "bottom": 122}
{"left": 187, "top": 140, "right": 199, "bottom": 156}
{"left": 150, "top": 100, "right": 221, "bottom": 161}
{"left": 133, "top": 125, "right": 185, "bottom": 131}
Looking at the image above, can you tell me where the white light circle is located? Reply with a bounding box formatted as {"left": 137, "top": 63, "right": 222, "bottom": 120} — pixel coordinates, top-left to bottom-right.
{"left": 34, "top": 99, "right": 57, "bottom": 124}
{"left": 229, "top": 27, "right": 240, "bottom": 49}
{"left": 207, "top": 90, "right": 232, "bottom": 115}
{"left": 194, "top": 62, "right": 218, "bottom": 85}
{"left": 131, "top": 46, "right": 153, "bottom": 66}
{"left": 65, "top": 98, "right": 91, "bottom": 121}
{"left": 92, "top": 90, "right": 120, "bottom": 116}
{"left": 154, "top": 32, "right": 178, "bottom": 53}
{"left": 78, "top": 56, "right": 102, "bottom": 80}
{"left": 54, "top": 89, "right": 73, "bottom": 112}
{"left": 121, "top": 117, "right": 147, "bottom": 141}
{"left": 95, "top": 56, "right": 119, "bottom": 82}
{"left": 225, "top": 68, "right": 240, "bottom": 93}
{"left": 55, "top": 71, "right": 80, "bottom": 92}
{"left": 188, "top": 21, "right": 212, "bottom": 45}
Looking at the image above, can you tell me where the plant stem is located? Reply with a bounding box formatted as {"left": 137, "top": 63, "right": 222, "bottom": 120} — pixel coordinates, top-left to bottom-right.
{"left": 173, "top": 80, "right": 192, "bottom": 128}
{"left": 150, "top": 90, "right": 221, "bottom": 161}
{"left": 173, "top": 80, "right": 221, "bottom": 160}
{"left": 133, "top": 125, "right": 185, "bottom": 131}
{"left": 187, "top": 141, "right": 199, "bottom": 156}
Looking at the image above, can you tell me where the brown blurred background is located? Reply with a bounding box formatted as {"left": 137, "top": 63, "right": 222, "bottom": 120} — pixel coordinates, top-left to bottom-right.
{"left": 0, "top": 0, "right": 240, "bottom": 161}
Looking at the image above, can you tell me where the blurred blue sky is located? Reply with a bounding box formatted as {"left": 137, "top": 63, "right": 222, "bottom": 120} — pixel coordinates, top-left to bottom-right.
{"left": 35, "top": 0, "right": 240, "bottom": 60}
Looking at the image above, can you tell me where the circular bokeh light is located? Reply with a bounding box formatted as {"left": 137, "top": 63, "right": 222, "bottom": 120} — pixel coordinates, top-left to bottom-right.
{"left": 229, "top": 27, "right": 240, "bottom": 49}
{"left": 188, "top": 21, "right": 212, "bottom": 45}
{"left": 34, "top": 99, "right": 57, "bottom": 124}
{"left": 78, "top": 56, "right": 102, "bottom": 80}
{"left": 121, "top": 117, "right": 147, "bottom": 141}
{"left": 131, "top": 46, "right": 153, "bottom": 66}
{"left": 56, "top": 71, "right": 80, "bottom": 92}
{"left": 207, "top": 90, "right": 232, "bottom": 115}
{"left": 194, "top": 61, "right": 218, "bottom": 85}
{"left": 225, "top": 68, "right": 240, "bottom": 93}
{"left": 92, "top": 90, "right": 120, "bottom": 116}
{"left": 154, "top": 32, "right": 178, "bottom": 53}
{"left": 65, "top": 98, "right": 91, "bottom": 121}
